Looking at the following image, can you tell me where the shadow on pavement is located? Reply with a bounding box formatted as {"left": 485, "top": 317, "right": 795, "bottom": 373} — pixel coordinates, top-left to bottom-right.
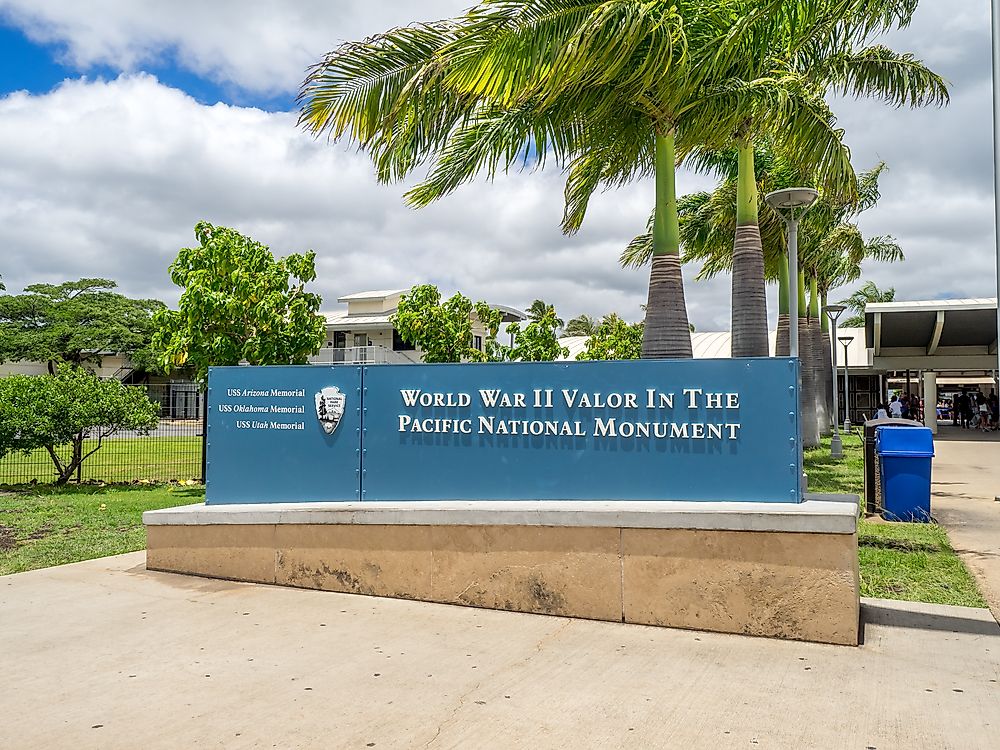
{"left": 861, "top": 602, "right": 1000, "bottom": 637}
{"left": 933, "top": 425, "right": 1000, "bottom": 443}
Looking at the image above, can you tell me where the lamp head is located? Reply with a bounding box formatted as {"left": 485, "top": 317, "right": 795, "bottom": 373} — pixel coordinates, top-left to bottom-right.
{"left": 823, "top": 304, "right": 847, "bottom": 322}
{"left": 838, "top": 335, "right": 853, "bottom": 346}
{"left": 764, "top": 188, "right": 819, "bottom": 220}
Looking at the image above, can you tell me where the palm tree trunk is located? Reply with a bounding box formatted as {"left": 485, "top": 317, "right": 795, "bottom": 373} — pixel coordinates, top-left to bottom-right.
{"left": 730, "top": 139, "right": 768, "bottom": 358}
{"left": 798, "top": 272, "right": 820, "bottom": 448}
{"left": 809, "top": 278, "right": 830, "bottom": 435}
{"left": 776, "top": 251, "right": 790, "bottom": 357}
{"left": 810, "top": 320, "right": 830, "bottom": 436}
{"left": 820, "top": 289, "right": 834, "bottom": 423}
{"left": 642, "top": 129, "right": 693, "bottom": 359}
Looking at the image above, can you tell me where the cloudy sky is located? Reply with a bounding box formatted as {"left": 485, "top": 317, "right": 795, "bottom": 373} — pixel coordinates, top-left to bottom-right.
{"left": 0, "top": 0, "right": 995, "bottom": 330}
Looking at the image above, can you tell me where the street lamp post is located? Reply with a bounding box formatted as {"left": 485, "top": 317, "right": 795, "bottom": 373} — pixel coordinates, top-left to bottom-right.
{"left": 824, "top": 304, "right": 847, "bottom": 458}
{"left": 839, "top": 336, "right": 853, "bottom": 434}
{"left": 765, "top": 189, "right": 820, "bottom": 360}
{"left": 992, "top": 0, "right": 1000, "bottom": 384}
{"left": 766, "top": 189, "right": 820, "bottom": 495}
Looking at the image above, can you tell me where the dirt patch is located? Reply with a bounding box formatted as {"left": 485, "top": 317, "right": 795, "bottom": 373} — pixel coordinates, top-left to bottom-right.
{"left": 860, "top": 537, "right": 941, "bottom": 554}
{"left": 26, "top": 524, "right": 53, "bottom": 541}
{"left": 527, "top": 576, "right": 566, "bottom": 614}
{"left": 0, "top": 525, "right": 16, "bottom": 551}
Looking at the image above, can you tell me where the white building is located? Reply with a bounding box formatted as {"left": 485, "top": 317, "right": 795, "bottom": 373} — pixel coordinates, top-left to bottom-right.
{"left": 310, "top": 289, "right": 526, "bottom": 365}
{"left": 0, "top": 288, "right": 528, "bottom": 376}
{"left": 0, "top": 353, "right": 135, "bottom": 379}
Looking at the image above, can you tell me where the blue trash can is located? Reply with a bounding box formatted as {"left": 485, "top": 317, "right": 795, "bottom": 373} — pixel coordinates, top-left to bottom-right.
{"left": 876, "top": 426, "right": 935, "bottom": 522}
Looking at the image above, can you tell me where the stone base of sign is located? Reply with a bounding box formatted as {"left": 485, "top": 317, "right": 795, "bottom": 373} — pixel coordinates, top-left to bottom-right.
{"left": 144, "top": 496, "right": 860, "bottom": 646}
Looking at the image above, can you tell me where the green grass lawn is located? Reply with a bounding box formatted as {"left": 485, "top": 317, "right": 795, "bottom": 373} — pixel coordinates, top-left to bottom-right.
{"left": 0, "top": 436, "right": 201, "bottom": 485}
{"left": 0, "top": 483, "right": 204, "bottom": 575}
{"left": 805, "top": 435, "right": 986, "bottom": 608}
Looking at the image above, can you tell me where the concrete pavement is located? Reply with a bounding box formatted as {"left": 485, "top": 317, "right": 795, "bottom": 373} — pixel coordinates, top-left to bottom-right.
{"left": 2, "top": 553, "right": 999, "bottom": 749}
{"left": 931, "top": 427, "right": 1000, "bottom": 618}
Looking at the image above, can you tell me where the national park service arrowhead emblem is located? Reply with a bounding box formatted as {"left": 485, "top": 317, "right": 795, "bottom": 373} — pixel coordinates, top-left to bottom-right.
{"left": 315, "top": 386, "right": 346, "bottom": 435}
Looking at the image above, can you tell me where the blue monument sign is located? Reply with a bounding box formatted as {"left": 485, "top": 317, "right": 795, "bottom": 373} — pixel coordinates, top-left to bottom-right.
{"left": 206, "top": 358, "right": 801, "bottom": 504}
{"left": 206, "top": 365, "right": 362, "bottom": 503}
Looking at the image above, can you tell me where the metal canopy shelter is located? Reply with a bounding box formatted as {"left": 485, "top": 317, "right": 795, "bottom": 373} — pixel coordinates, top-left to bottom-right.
{"left": 865, "top": 298, "right": 998, "bottom": 372}
{"left": 864, "top": 298, "right": 998, "bottom": 433}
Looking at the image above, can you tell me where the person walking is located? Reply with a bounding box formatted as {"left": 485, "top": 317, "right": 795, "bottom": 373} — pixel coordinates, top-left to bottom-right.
{"left": 889, "top": 396, "right": 903, "bottom": 419}
{"left": 957, "top": 392, "right": 971, "bottom": 429}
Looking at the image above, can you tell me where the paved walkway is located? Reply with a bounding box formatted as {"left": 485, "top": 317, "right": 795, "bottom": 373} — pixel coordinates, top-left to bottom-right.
{"left": 931, "top": 427, "right": 1000, "bottom": 619}
{"left": 3, "top": 553, "right": 999, "bottom": 749}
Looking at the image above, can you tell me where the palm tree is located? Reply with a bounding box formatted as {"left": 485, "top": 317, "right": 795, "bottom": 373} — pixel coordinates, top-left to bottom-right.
{"left": 526, "top": 299, "right": 563, "bottom": 329}
{"left": 299, "top": 0, "right": 881, "bottom": 360}
{"left": 300, "top": 2, "right": 693, "bottom": 357}
{"left": 564, "top": 314, "right": 598, "bottom": 337}
{"left": 732, "top": 5, "right": 945, "bottom": 358}
{"left": 801, "top": 164, "right": 903, "bottom": 433}
{"left": 619, "top": 4, "right": 945, "bottom": 359}
{"left": 408, "top": 0, "right": 739, "bottom": 359}
{"left": 635, "top": 151, "right": 903, "bottom": 444}
{"left": 841, "top": 281, "right": 896, "bottom": 328}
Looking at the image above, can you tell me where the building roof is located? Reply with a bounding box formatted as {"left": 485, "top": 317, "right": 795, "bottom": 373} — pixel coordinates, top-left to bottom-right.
{"left": 559, "top": 328, "right": 871, "bottom": 368}
{"left": 323, "top": 300, "right": 526, "bottom": 328}
{"left": 336, "top": 289, "right": 408, "bottom": 303}
{"left": 865, "top": 297, "right": 997, "bottom": 314}
{"left": 324, "top": 311, "right": 393, "bottom": 329}
{"left": 693, "top": 331, "right": 735, "bottom": 359}
{"left": 559, "top": 336, "right": 590, "bottom": 360}
{"left": 492, "top": 304, "right": 528, "bottom": 323}
{"left": 864, "top": 297, "right": 997, "bottom": 372}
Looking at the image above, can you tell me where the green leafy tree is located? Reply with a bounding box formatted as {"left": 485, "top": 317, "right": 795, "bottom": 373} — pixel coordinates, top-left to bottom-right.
{"left": 152, "top": 222, "right": 326, "bottom": 382}
{"left": 392, "top": 284, "right": 503, "bottom": 363}
{"left": 576, "top": 315, "right": 643, "bottom": 361}
{"left": 506, "top": 305, "right": 568, "bottom": 361}
{"left": 0, "top": 278, "right": 164, "bottom": 374}
{"left": 0, "top": 365, "right": 159, "bottom": 485}
{"left": 841, "top": 281, "right": 896, "bottom": 328}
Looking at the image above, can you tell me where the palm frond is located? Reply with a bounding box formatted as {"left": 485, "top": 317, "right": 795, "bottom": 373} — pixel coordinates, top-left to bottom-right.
{"left": 403, "top": 99, "right": 576, "bottom": 207}
{"left": 813, "top": 44, "right": 950, "bottom": 108}
{"left": 619, "top": 231, "right": 654, "bottom": 269}
{"left": 864, "top": 234, "right": 904, "bottom": 263}
{"left": 298, "top": 22, "right": 459, "bottom": 145}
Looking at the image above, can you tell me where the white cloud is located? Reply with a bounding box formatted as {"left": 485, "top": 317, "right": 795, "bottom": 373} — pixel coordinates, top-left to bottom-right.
{"left": 1, "top": 74, "right": 717, "bottom": 326}
{"left": 0, "top": 0, "right": 470, "bottom": 96}
{"left": 0, "top": 0, "right": 995, "bottom": 336}
{"left": 828, "top": 0, "right": 998, "bottom": 304}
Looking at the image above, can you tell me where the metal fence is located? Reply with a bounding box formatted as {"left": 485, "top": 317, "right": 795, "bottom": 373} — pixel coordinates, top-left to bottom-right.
{"left": 308, "top": 345, "right": 419, "bottom": 365}
{"left": 0, "top": 382, "right": 204, "bottom": 486}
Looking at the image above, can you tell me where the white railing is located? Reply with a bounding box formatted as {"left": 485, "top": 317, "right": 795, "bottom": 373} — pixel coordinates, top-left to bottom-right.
{"left": 308, "top": 345, "right": 418, "bottom": 365}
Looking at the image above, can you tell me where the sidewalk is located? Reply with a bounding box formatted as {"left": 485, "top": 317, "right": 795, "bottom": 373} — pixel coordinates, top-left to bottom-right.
{"left": 931, "top": 428, "right": 1000, "bottom": 618}
{"left": 2, "top": 553, "right": 999, "bottom": 749}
